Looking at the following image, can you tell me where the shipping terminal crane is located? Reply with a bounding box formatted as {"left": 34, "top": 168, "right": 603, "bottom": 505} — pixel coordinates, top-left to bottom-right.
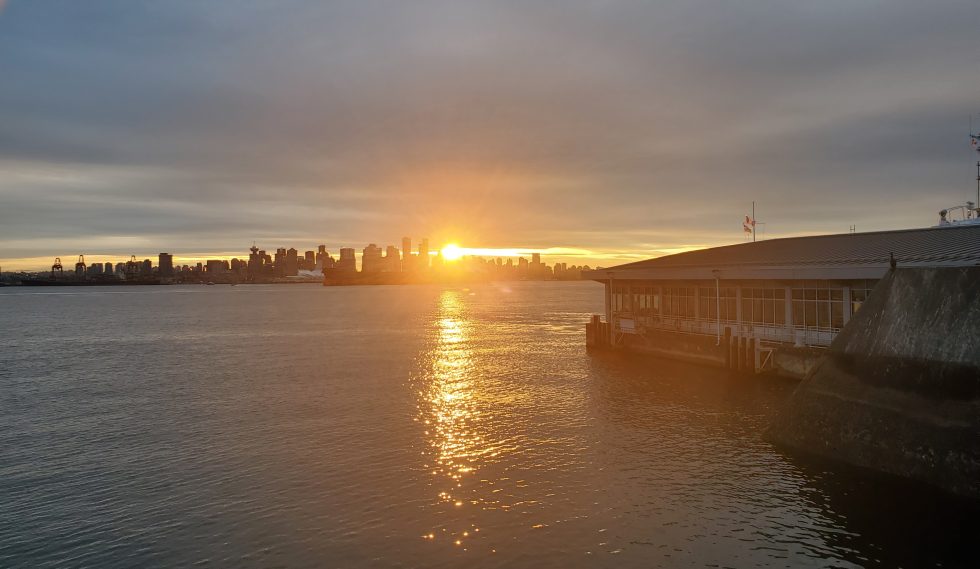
{"left": 51, "top": 257, "right": 64, "bottom": 278}
{"left": 75, "top": 255, "right": 86, "bottom": 277}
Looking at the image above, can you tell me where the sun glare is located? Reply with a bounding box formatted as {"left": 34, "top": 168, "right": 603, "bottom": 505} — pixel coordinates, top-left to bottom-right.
{"left": 441, "top": 244, "right": 464, "bottom": 261}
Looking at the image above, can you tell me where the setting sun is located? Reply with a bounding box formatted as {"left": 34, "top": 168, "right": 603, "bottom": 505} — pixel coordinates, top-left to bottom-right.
{"left": 441, "top": 244, "right": 464, "bottom": 261}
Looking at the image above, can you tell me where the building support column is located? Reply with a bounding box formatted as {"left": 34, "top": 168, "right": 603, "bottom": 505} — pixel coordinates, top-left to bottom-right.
{"left": 606, "top": 278, "right": 614, "bottom": 345}
{"left": 735, "top": 285, "right": 743, "bottom": 338}
{"left": 784, "top": 285, "right": 794, "bottom": 343}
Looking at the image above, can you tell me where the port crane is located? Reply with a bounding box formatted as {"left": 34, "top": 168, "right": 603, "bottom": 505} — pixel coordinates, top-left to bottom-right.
{"left": 75, "top": 255, "right": 87, "bottom": 277}
{"left": 51, "top": 257, "right": 64, "bottom": 278}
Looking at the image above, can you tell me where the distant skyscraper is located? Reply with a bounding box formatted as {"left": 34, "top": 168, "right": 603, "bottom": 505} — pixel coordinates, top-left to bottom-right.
{"left": 315, "top": 245, "right": 327, "bottom": 268}
{"left": 338, "top": 247, "right": 356, "bottom": 273}
{"left": 419, "top": 238, "right": 429, "bottom": 269}
{"left": 286, "top": 248, "right": 299, "bottom": 276}
{"left": 274, "top": 248, "right": 286, "bottom": 276}
{"left": 384, "top": 245, "right": 400, "bottom": 272}
{"left": 401, "top": 237, "right": 412, "bottom": 270}
{"left": 159, "top": 253, "right": 174, "bottom": 277}
{"left": 361, "top": 244, "right": 383, "bottom": 273}
{"left": 248, "top": 244, "right": 264, "bottom": 278}
{"left": 304, "top": 250, "right": 315, "bottom": 269}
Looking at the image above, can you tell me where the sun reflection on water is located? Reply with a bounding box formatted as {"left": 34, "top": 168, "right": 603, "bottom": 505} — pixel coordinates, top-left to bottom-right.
{"left": 417, "top": 290, "right": 496, "bottom": 549}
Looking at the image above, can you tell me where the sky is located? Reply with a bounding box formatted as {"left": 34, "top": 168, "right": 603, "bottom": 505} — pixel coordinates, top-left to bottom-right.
{"left": 1, "top": 0, "right": 978, "bottom": 270}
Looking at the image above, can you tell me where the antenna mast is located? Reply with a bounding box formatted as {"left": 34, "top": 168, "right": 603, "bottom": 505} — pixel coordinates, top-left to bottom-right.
{"left": 972, "top": 116, "right": 980, "bottom": 216}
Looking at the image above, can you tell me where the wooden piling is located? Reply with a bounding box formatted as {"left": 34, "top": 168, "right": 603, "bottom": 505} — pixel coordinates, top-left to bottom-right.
{"left": 724, "top": 327, "right": 732, "bottom": 368}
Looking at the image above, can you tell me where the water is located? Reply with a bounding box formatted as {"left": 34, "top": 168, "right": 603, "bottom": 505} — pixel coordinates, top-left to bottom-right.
{"left": 0, "top": 282, "right": 977, "bottom": 568}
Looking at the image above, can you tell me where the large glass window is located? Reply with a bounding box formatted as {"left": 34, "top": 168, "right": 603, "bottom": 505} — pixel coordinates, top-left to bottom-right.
{"left": 741, "top": 287, "right": 786, "bottom": 326}
{"left": 698, "top": 286, "right": 737, "bottom": 322}
{"left": 612, "top": 284, "right": 630, "bottom": 312}
{"left": 850, "top": 280, "right": 877, "bottom": 315}
{"left": 663, "top": 287, "right": 696, "bottom": 318}
{"left": 632, "top": 286, "right": 659, "bottom": 318}
{"left": 791, "top": 282, "right": 844, "bottom": 330}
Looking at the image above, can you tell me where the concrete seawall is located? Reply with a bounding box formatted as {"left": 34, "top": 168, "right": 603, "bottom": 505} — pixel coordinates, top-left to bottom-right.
{"left": 768, "top": 267, "right": 980, "bottom": 498}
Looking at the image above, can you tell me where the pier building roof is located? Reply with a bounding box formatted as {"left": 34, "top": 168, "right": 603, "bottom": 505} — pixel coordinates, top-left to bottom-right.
{"left": 588, "top": 224, "right": 980, "bottom": 281}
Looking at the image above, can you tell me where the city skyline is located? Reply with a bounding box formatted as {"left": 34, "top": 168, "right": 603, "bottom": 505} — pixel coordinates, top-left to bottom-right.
{"left": 2, "top": 236, "right": 593, "bottom": 280}
{"left": 1, "top": 1, "right": 978, "bottom": 271}
{"left": 0, "top": 241, "right": 611, "bottom": 273}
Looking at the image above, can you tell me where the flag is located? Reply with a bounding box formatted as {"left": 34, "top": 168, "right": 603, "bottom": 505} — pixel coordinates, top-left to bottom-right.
{"left": 743, "top": 215, "right": 754, "bottom": 234}
{"left": 972, "top": 134, "right": 980, "bottom": 154}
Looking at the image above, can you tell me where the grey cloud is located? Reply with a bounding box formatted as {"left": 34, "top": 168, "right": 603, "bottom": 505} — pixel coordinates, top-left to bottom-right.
{"left": 1, "top": 0, "right": 978, "bottom": 267}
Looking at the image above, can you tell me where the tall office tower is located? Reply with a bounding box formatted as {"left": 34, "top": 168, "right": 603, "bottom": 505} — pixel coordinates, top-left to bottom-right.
{"left": 384, "top": 246, "right": 400, "bottom": 272}
{"left": 141, "top": 259, "right": 152, "bottom": 275}
{"left": 304, "top": 250, "right": 315, "bottom": 269}
{"left": 285, "top": 248, "right": 299, "bottom": 276}
{"left": 361, "top": 244, "right": 383, "bottom": 273}
{"left": 401, "top": 236, "right": 412, "bottom": 270}
{"left": 247, "top": 244, "right": 262, "bottom": 277}
{"left": 159, "top": 253, "right": 174, "bottom": 277}
{"left": 316, "top": 245, "right": 327, "bottom": 267}
{"left": 418, "top": 238, "right": 429, "bottom": 269}
{"left": 337, "top": 247, "right": 356, "bottom": 273}
{"left": 274, "top": 248, "right": 286, "bottom": 276}
{"left": 531, "top": 252, "right": 541, "bottom": 266}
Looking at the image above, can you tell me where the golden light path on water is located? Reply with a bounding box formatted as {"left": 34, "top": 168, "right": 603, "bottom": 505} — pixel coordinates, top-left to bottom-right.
{"left": 417, "top": 289, "right": 514, "bottom": 551}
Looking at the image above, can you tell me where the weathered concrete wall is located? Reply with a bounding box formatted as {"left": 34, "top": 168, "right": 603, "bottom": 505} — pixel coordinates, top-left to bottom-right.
{"left": 599, "top": 327, "right": 822, "bottom": 379}
{"left": 768, "top": 267, "right": 980, "bottom": 498}
{"left": 621, "top": 328, "right": 729, "bottom": 367}
{"left": 772, "top": 346, "right": 825, "bottom": 380}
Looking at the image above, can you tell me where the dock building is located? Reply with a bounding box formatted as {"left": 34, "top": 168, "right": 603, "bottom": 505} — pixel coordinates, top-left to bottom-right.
{"left": 585, "top": 224, "right": 980, "bottom": 378}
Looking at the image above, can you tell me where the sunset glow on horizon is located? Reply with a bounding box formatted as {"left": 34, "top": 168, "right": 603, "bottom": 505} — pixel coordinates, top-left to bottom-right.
{"left": 0, "top": 1, "right": 973, "bottom": 272}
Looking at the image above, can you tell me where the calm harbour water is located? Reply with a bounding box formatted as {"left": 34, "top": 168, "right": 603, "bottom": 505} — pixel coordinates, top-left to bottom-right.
{"left": 0, "top": 281, "right": 977, "bottom": 568}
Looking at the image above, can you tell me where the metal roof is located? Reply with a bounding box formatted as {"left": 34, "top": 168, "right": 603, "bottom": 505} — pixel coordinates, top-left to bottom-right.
{"left": 586, "top": 224, "right": 980, "bottom": 282}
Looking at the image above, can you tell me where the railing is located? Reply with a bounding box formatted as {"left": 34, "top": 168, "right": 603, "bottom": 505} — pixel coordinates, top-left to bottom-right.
{"left": 613, "top": 313, "right": 840, "bottom": 348}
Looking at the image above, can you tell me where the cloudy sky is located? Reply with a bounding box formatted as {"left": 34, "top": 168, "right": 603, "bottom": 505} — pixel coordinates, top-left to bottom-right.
{"left": 1, "top": 0, "right": 977, "bottom": 269}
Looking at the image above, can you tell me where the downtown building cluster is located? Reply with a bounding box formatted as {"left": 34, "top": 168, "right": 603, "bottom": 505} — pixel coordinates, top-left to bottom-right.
{"left": 9, "top": 237, "right": 591, "bottom": 285}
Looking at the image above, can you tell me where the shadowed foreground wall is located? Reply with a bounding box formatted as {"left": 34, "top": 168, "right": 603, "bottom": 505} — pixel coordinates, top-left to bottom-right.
{"left": 768, "top": 267, "right": 980, "bottom": 498}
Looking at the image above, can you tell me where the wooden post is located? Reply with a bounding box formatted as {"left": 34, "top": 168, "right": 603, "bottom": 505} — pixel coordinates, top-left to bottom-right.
{"left": 724, "top": 327, "right": 732, "bottom": 368}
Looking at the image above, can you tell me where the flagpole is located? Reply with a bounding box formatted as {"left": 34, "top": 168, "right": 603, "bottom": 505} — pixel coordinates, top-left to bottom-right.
{"left": 973, "top": 117, "right": 979, "bottom": 212}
